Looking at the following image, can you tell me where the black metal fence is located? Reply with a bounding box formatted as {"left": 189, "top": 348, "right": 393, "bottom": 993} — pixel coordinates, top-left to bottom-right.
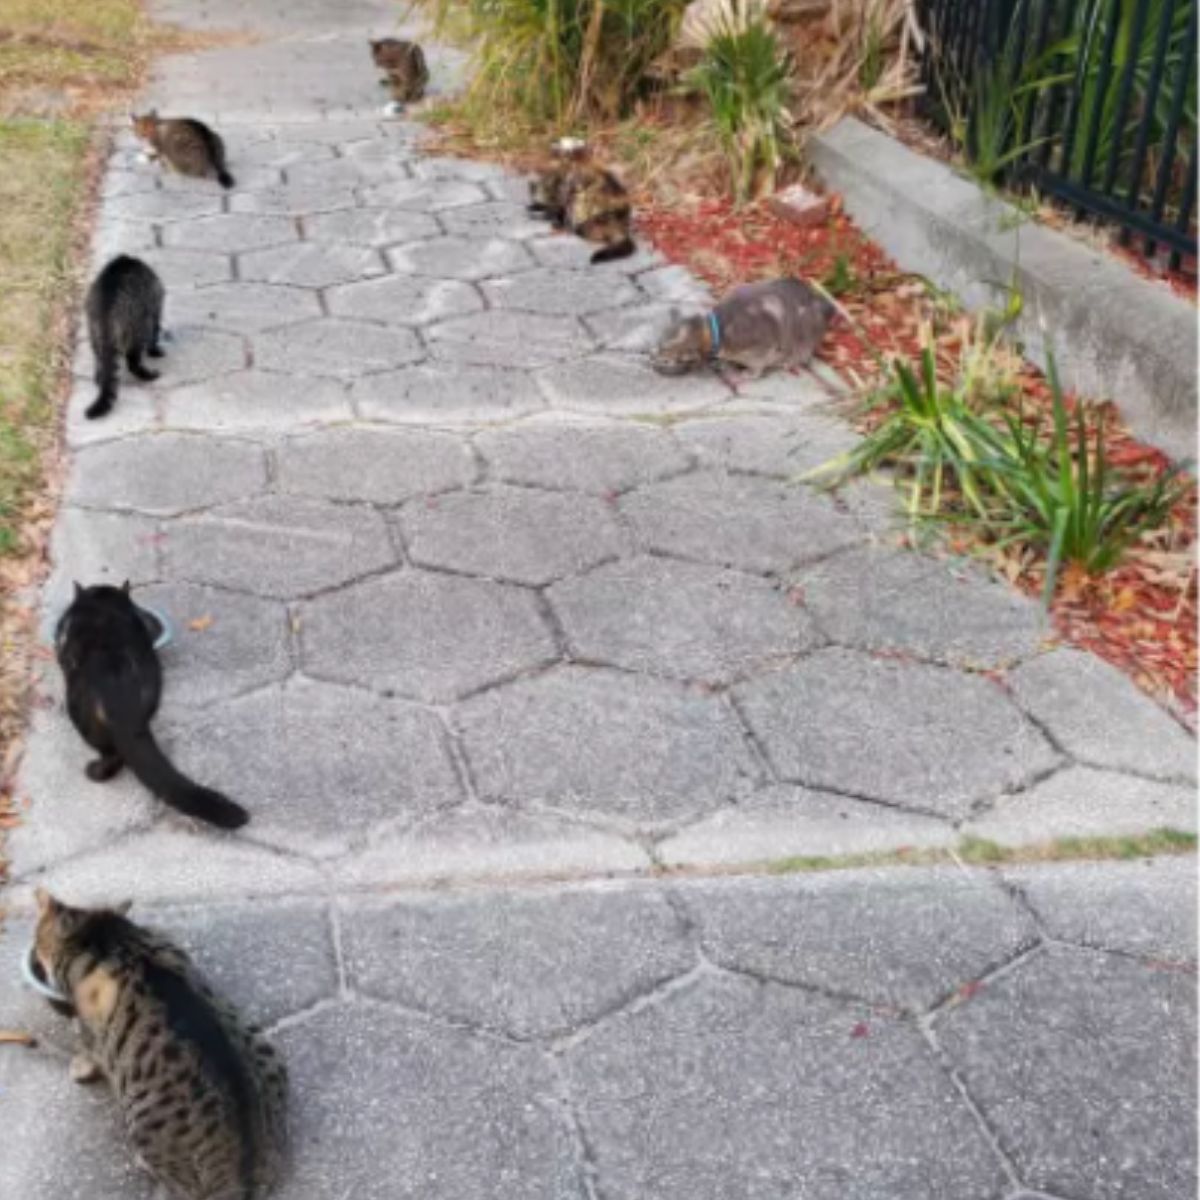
{"left": 917, "top": 0, "right": 1197, "bottom": 269}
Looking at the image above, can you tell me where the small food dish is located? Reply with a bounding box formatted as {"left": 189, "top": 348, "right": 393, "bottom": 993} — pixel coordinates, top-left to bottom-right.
{"left": 21, "top": 944, "right": 74, "bottom": 1016}
{"left": 135, "top": 603, "right": 173, "bottom": 651}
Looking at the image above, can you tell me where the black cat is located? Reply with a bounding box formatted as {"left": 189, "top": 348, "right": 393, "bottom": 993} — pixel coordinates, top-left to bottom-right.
{"left": 55, "top": 583, "right": 248, "bottom": 829}
{"left": 85, "top": 255, "right": 165, "bottom": 420}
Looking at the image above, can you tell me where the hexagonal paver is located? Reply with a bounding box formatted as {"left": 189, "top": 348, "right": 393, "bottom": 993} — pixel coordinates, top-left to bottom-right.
{"left": 68, "top": 433, "right": 265, "bottom": 516}
{"left": 734, "top": 647, "right": 1060, "bottom": 818}
{"left": 583, "top": 302, "right": 684, "bottom": 355}
{"left": 286, "top": 156, "right": 408, "bottom": 189}
{"left": 965, "top": 765, "right": 1197, "bottom": 847}
{"left": 353, "top": 364, "right": 546, "bottom": 425}
{"left": 161, "top": 370, "right": 352, "bottom": 433}
{"left": 162, "top": 213, "right": 298, "bottom": 254}
{"left": 426, "top": 311, "right": 592, "bottom": 370}
{"left": 274, "top": 1006, "right": 578, "bottom": 1200}
{"left": 359, "top": 177, "right": 487, "bottom": 210}
{"left": 340, "top": 885, "right": 692, "bottom": 1038}
{"left": 326, "top": 274, "right": 482, "bottom": 326}
{"left": 154, "top": 900, "right": 338, "bottom": 1029}
{"left": 440, "top": 201, "right": 548, "bottom": 239}
{"left": 239, "top": 242, "right": 387, "bottom": 288}
{"left": 549, "top": 556, "right": 822, "bottom": 684}
{"left": 402, "top": 486, "right": 626, "bottom": 586}
{"left": 230, "top": 183, "right": 358, "bottom": 215}
{"left": 482, "top": 267, "right": 639, "bottom": 317}
{"left": 565, "top": 973, "right": 1008, "bottom": 1200}
{"left": 635, "top": 262, "right": 714, "bottom": 305}
{"left": 457, "top": 667, "right": 760, "bottom": 826}
{"left": 164, "top": 494, "right": 396, "bottom": 599}
{"left": 239, "top": 138, "right": 337, "bottom": 168}
{"left": 477, "top": 419, "right": 689, "bottom": 493}
{"left": 1006, "top": 856, "right": 1197, "bottom": 963}
{"left": 150, "top": 325, "right": 249, "bottom": 386}
{"left": 387, "top": 235, "right": 535, "bottom": 281}
{"left": 256, "top": 318, "right": 423, "bottom": 378}
{"left": 303, "top": 206, "right": 439, "bottom": 246}
{"left": 622, "top": 471, "right": 862, "bottom": 574}
{"left": 410, "top": 156, "right": 511, "bottom": 184}
{"left": 679, "top": 869, "right": 1036, "bottom": 1012}
{"left": 141, "top": 247, "right": 233, "bottom": 289}
{"left": 163, "top": 677, "right": 462, "bottom": 857}
{"left": 676, "top": 411, "right": 858, "bottom": 476}
{"left": 102, "top": 188, "right": 224, "bottom": 223}
{"left": 131, "top": 581, "right": 290, "bottom": 711}
{"left": 1009, "top": 649, "right": 1197, "bottom": 781}
{"left": 167, "top": 282, "right": 322, "bottom": 332}
{"left": 277, "top": 427, "right": 475, "bottom": 503}
{"left": 300, "top": 570, "right": 558, "bottom": 704}
{"left": 937, "top": 945, "right": 1196, "bottom": 1200}
{"left": 536, "top": 355, "right": 730, "bottom": 415}
{"left": 795, "top": 546, "right": 1048, "bottom": 668}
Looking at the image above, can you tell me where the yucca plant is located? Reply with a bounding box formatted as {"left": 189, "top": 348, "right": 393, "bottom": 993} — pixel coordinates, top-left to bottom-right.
{"left": 986, "top": 354, "right": 1190, "bottom": 604}
{"left": 684, "top": 8, "right": 793, "bottom": 202}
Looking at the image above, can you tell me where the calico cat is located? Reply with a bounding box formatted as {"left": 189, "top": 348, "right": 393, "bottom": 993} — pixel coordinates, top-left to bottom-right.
{"left": 33, "top": 889, "right": 288, "bottom": 1200}
{"left": 131, "top": 111, "right": 235, "bottom": 188}
{"left": 56, "top": 582, "right": 249, "bottom": 830}
{"left": 85, "top": 255, "right": 165, "bottom": 420}
{"left": 528, "top": 142, "right": 635, "bottom": 264}
{"left": 369, "top": 38, "right": 429, "bottom": 102}
{"left": 651, "top": 277, "right": 835, "bottom": 377}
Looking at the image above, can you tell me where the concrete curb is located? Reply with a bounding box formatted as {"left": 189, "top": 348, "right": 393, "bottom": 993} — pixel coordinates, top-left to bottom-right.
{"left": 809, "top": 117, "right": 1197, "bottom": 460}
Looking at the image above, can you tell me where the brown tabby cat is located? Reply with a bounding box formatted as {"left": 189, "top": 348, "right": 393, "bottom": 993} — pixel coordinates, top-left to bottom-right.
{"left": 369, "top": 38, "right": 429, "bottom": 102}
{"left": 528, "top": 142, "right": 635, "bottom": 264}
{"left": 131, "top": 111, "right": 235, "bottom": 188}
{"left": 34, "top": 889, "right": 288, "bottom": 1200}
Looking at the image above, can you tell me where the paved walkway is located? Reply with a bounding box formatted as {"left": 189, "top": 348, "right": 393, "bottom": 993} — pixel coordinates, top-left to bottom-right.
{"left": 0, "top": 1, "right": 1195, "bottom": 1197}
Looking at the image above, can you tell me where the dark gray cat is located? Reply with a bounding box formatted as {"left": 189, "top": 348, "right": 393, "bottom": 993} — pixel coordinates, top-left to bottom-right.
{"left": 85, "top": 255, "right": 165, "bottom": 419}
{"left": 651, "top": 277, "right": 835, "bottom": 377}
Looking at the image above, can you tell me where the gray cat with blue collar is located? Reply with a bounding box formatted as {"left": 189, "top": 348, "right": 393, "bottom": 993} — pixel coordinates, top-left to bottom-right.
{"left": 650, "top": 277, "right": 835, "bottom": 378}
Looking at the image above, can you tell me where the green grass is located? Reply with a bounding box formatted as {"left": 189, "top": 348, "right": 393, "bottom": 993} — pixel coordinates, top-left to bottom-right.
{"left": 0, "top": 119, "right": 90, "bottom": 554}
{"left": 766, "top": 829, "right": 1197, "bottom": 875}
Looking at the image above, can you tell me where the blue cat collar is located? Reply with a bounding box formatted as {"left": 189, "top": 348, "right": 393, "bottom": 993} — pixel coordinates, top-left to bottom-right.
{"left": 707, "top": 311, "right": 722, "bottom": 357}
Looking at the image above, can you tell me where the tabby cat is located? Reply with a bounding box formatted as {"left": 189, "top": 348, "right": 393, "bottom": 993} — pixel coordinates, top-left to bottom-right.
{"left": 369, "top": 38, "right": 429, "bottom": 102}
{"left": 528, "top": 142, "right": 635, "bottom": 264}
{"left": 56, "top": 582, "right": 249, "bottom": 829}
{"left": 651, "top": 277, "right": 835, "bottom": 377}
{"left": 84, "top": 255, "right": 165, "bottom": 420}
{"left": 33, "top": 889, "right": 288, "bottom": 1200}
{"left": 131, "top": 111, "right": 235, "bottom": 188}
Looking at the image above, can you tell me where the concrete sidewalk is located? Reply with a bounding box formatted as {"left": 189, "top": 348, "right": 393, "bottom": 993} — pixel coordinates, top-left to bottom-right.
{"left": 0, "top": 0, "right": 1195, "bottom": 1196}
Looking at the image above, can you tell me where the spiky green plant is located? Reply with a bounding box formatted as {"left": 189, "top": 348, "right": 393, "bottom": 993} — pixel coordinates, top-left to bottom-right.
{"left": 684, "top": 13, "right": 793, "bottom": 203}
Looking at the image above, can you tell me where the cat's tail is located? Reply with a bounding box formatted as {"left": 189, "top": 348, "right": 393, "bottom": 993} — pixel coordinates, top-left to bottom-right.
{"left": 109, "top": 717, "right": 249, "bottom": 829}
{"left": 217, "top": 169, "right": 235, "bottom": 189}
{"left": 591, "top": 237, "right": 635, "bottom": 264}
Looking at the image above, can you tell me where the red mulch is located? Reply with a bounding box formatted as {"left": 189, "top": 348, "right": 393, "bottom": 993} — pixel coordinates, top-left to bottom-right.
{"left": 637, "top": 195, "right": 1198, "bottom": 719}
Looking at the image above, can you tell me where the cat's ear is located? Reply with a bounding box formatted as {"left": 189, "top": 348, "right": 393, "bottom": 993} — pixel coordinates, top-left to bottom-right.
{"left": 34, "top": 887, "right": 56, "bottom": 917}
{"left": 120, "top": 580, "right": 131, "bottom": 594}
{"left": 73, "top": 581, "right": 84, "bottom": 599}
{"left": 110, "top": 899, "right": 133, "bottom": 916}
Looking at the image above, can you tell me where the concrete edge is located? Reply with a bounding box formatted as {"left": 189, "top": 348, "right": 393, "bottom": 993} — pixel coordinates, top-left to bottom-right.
{"left": 809, "top": 117, "right": 1197, "bottom": 460}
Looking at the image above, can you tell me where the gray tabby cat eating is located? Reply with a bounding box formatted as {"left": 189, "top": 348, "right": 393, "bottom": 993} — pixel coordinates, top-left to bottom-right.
{"left": 651, "top": 277, "right": 835, "bottom": 377}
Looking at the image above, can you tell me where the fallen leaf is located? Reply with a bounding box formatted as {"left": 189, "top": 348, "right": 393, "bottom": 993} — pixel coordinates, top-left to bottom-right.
{"left": 849, "top": 1022, "right": 870, "bottom": 1039}
{"left": 0, "top": 1031, "right": 36, "bottom": 1047}
{"left": 187, "top": 615, "right": 214, "bottom": 633}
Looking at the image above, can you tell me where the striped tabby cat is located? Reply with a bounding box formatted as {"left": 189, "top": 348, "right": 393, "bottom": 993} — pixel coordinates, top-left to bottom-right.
{"left": 34, "top": 889, "right": 288, "bottom": 1200}
{"left": 131, "top": 111, "right": 235, "bottom": 188}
